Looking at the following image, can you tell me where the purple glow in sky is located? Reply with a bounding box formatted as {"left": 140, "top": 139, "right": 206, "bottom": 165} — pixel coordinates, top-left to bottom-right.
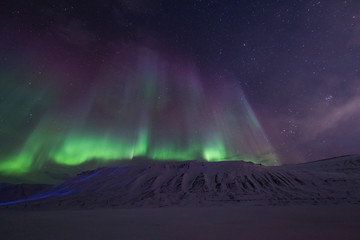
{"left": 1, "top": 1, "right": 360, "bottom": 180}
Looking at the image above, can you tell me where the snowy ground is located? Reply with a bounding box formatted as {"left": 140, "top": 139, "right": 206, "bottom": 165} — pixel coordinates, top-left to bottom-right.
{"left": 1, "top": 205, "right": 360, "bottom": 240}
{"left": 1, "top": 156, "right": 360, "bottom": 239}
{"left": 2, "top": 155, "right": 360, "bottom": 208}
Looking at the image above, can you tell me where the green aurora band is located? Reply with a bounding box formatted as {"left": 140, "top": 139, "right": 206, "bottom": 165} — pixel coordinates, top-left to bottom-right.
{"left": 0, "top": 47, "right": 279, "bottom": 176}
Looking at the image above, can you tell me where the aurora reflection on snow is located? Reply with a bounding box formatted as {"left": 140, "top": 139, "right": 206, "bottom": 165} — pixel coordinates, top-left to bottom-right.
{"left": 0, "top": 46, "right": 278, "bottom": 175}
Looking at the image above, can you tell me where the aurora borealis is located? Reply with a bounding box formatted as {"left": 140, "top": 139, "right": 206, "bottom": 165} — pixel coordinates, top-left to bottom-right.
{"left": 2, "top": 0, "right": 360, "bottom": 180}
{"left": 0, "top": 45, "right": 278, "bottom": 176}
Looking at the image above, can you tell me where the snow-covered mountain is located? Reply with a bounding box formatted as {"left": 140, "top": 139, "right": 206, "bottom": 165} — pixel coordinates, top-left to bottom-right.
{"left": 1, "top": 155, "right": 360, "bottom": 208}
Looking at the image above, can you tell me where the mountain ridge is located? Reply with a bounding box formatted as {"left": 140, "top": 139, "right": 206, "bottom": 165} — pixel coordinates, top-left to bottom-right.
{"left": 1, "top": 155, "right": 360, "bottom": 208}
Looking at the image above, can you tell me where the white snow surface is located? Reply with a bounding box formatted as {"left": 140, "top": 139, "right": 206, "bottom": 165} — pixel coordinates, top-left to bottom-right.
{"left": 1, "top": 155, "right": 360, "bottom": 208}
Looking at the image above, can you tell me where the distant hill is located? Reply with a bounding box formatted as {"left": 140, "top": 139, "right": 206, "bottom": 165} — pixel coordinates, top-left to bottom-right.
{"left": 1, "top": 155, "right": 360, "bottom": 208}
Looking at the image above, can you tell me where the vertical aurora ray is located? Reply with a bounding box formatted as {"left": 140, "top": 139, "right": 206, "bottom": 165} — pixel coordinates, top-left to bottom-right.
{"left": 0, "top": 45, "right": 279, "bottom": 176}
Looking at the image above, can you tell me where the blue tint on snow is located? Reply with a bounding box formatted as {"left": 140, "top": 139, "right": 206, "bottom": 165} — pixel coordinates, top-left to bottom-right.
{"left": 0, "top": 185, "right": 77, "bottom": 206}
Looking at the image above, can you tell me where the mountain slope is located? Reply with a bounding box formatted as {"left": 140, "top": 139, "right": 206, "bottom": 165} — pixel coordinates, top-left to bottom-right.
{"left": 1, "top": 155, "right": 360, "bottom": 208}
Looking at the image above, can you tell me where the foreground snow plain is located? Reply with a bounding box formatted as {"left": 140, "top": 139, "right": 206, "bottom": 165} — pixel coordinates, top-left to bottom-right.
{"left": 1, "top": 205, "right": 360, "bottom": 240}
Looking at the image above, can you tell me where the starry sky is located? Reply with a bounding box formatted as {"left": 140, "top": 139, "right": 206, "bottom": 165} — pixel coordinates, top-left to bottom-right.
{"left": 1, "top": 0, "right": 360, "bottom": 177}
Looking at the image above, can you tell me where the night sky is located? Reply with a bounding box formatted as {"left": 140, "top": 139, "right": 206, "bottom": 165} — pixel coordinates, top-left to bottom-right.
{"left": 1, "top": 0, "right": 360, "bottom": 176}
